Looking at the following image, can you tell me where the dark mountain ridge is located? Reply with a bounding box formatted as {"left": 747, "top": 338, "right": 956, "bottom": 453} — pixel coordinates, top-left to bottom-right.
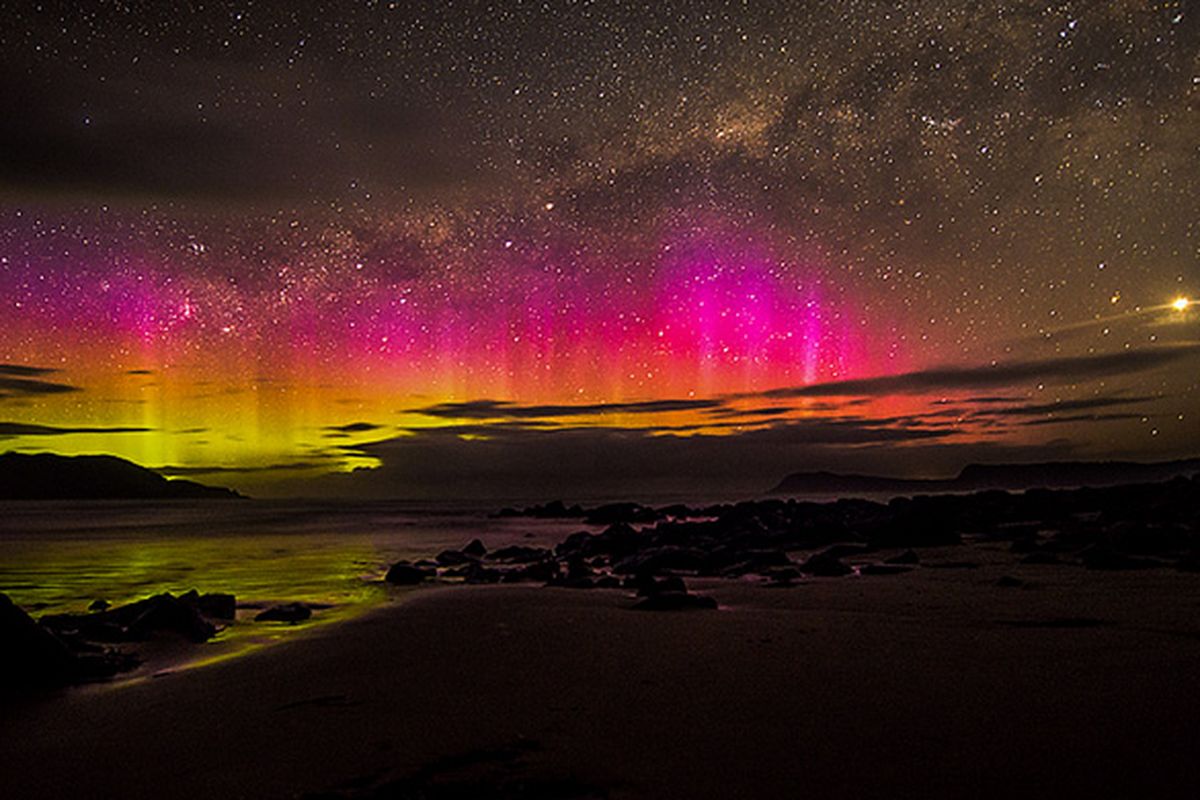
{"left": 770, "top": 458, "right": 1200, "bottom": 497}
{"left": 0, "top": 452, "right": 243, "bottom": 500}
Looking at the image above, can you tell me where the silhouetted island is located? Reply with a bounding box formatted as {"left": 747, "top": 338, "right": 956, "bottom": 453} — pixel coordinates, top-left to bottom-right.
{"left": 0, "top": 452, "right": 243, "bottom": 500}
{"left": 769, "top": 457, "right": 1200, "bottom": 497}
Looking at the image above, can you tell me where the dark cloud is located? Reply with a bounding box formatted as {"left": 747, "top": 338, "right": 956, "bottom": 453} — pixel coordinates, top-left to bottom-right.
{"left": 125, "top": 369, "right": 155, "bottom": 376}
{"left": 932, "top": 396, "right": 1024, "bottom": 406}
{"left": 0, "top": 364, "right": 60, "bottom": 377}
{"left": 0, "top": 369, "right": 81, "bottom": 398}
{"left": 284, "top": 419, "right": 1076, "bottom": 500}
{"left": 703, "top": 405, "right": 796, "bottom": 419}
{"left": 322, "top": 421, "right": 385, "bottom": 435}
{"left": 1020, "top": 413, "right": 1149, "bottom": 428}
{"left": 409, "top": 398, "right": 724, "bottom": 420}
{"left": 977, "top": 395, "right": 1159, "bottom": 419}
{"left": 748, "top": 346, "right": 1200, "bottom": 399}
{"left": 0, "top": 422, "right": 149, "bottom": 437}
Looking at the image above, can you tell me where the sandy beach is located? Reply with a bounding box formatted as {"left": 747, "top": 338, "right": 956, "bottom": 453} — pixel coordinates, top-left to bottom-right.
{"left": 4, "top": 542, "right": 1200, "bottom": 800}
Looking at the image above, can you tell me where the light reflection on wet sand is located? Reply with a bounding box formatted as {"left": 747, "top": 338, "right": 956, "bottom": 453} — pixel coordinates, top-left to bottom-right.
{"left": 0, "top": 499, "right": 586, "bottom": 679}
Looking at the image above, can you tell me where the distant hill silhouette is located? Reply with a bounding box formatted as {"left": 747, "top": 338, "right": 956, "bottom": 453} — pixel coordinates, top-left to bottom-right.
{"left": 0, "top": 452, "right": 243, "bottom": 500}
{"left": 769, "top": 458, "right": 1200, "bottom": 497}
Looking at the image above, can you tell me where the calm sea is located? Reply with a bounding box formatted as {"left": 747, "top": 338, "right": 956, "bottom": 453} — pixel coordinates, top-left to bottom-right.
{"left": 0, "top": 499, "right": 596, "bottom": 614}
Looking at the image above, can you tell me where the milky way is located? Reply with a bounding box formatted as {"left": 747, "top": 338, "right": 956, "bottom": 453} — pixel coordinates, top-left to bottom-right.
{"left": 0, "top": 1, "right": 1196, "bottom": 496}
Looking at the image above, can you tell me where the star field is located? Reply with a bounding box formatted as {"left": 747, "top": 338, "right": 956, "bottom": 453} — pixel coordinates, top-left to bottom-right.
{"left": 0, "top": 1, "right": 1196, "bottom": 493}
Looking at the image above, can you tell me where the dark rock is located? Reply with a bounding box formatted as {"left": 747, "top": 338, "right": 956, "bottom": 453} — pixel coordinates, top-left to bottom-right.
{"left": 555, "top": 523, "right": 642, "bottom": 560}
{"left": 1080, "top": 545, "right": 1160, "bottom": 571}
{"left": 657, "top": 503, "right": 700, "bottom": 519}
{"left": 385, "top": 562, "right": 429, "bottom": 585}
{"left": 462, "top": 539, "right": 488, "bottom": 558}
{"left": 435, "top": 549, "right": 475, "bottom": 566}
{"left": 550, "top": 576, "right": 596, "bottom": 589}
{"left": 487, "top": 545, "right": 552, "bottom": 563}
{"left": 255, "top": 602, "right": 312, "bottom": 623}
{"left": 199, "top": 593, "right": 237, "bottom": 620}
{"left": 719, "top": 549, "right": 794, "bottom": 577}
{"left": 1009, "top": 536, "right": 1041, "bottom": 554}
{"left": 1175, "top": 556, "right": 1200, "bottom": 573}
{"left": 565, "top": 558, "right": 594, "bottom": 581}
{"left": 635, "top": 575, "right": 687, "bottom": 597}
{"left": 123, "top": 594, "right": 217, "bottom": 642}
{"left": 595, "top": 576, "right": 622, "bottom": 589}
{"left": 632, "top": 592, "right": 718, "bottom": 611}
{"left": 1, "top": 592, "right": 77, "bottom": 688}
{"left": 819, "top": 543, "right": 874, "bottom": 559}
{"left": 496, "top": 500, "right": 585, "bottom": 519}
{"left": 88, "top": 599, "right": 110, "bottom": 612}
{"left": 179, "top": 590, "right": 237, "bottom": 620}
{"left": 860, "top": 564, "right": 913, "bottom": 576}
{"left": 763, "top": 566, "right": 802, "bottom": 583}
{"left": 583, "top": 502, "right": 660, "bottom": 526}
{"left": 46, "top": 594, "right": 218, "bottom": 643}
{"left": 885, "top": 549, "right": 920, "bottom": 565}
{"left": 613, "top": 546, "right": 709, "bottom": 576}
{"left": 798, "top": 553, "right": 853, "bottom": 577}
{"left": 508, "top": 560, "right": 560, "bottom": 583}
{"left": 461, "top": 562, "right": 503, "bottom": 584}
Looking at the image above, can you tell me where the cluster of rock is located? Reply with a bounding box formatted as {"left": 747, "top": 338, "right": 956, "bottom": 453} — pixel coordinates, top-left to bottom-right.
{"left": 495, "top": 500, "right": 687, "bottom": 526}
{"left": 1, "top": 590, "right": 232, "bottom": 692}
{"left": 390, "top": 475, "right": 1200, "bottom": 607}
{"left": 1, "top": 588, "right": 325, "bottom": 693}
{"left": 39, "top": 590, "right": 237, "bottom": 645}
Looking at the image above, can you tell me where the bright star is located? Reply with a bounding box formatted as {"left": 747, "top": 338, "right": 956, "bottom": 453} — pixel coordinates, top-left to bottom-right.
{"left": 1172, "top": 297, "right": 1190, "bottom": 312}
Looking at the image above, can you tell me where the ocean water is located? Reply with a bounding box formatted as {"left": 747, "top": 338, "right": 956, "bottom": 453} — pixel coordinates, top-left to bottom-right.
{"left": 0, "top": 499, "right": 605, "bottom": 672}
{"left": 0, "top": 499, "right": 590, "bottom": 615}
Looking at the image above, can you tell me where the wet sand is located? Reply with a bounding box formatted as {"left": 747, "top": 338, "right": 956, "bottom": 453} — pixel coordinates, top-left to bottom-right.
{"left": 3, "top": 544, "right": 1200, "bottom": 799}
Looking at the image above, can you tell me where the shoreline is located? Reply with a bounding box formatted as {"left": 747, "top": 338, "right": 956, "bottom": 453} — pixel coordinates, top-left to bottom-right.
{"left": 4, "top": 552, "right": 1200, "bottom": 799}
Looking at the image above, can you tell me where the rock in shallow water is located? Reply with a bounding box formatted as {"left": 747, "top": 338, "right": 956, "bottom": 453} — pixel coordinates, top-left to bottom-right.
{"left": 1, "top": 593, "right": 133, "bottom": 690}
{"left": 385, "top": 562, "right": 430, "bottom": 585}
{"left": 798, "top": 553, "right": 853, "bottom": 577}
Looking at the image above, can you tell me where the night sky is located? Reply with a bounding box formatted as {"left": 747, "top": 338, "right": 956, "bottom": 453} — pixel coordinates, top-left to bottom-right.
{"left": 1, "top": 1, "right": 1197, "bottom": 498}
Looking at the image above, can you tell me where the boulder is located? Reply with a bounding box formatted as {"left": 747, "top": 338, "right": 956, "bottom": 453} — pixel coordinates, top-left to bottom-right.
{"left": 461, "top": 562, "right": 503, "bottom": 584}
{"left": 435, "top": 549, "right": 475, "bottom": 566}
{"left": 884, "top": 549, "right": 920, "bottom": 565}
{"left": 819, "top": 543, "right": 874, "bottom": 559}
{"left": 385, "top": 562, "right": 429, "bottom": 585}
{"left": 180, "top": 590, "right": 237, "bottom": 620}
{"left": 1080, "top": 545, "right": 1160, "bottom": 571}
{"left": 1, "top": 592, "right": 77, "bottom": 689}
{"left": 462, "top": 539, "right": 488, "bottom": 558}
{"left": 487, "top": 545, "right": 552, "bottom": 563}
{"left": 798, "top": 553, "right": 853, "bottom": 577}
{"left": 508, "top": 560, "right": 560, "bottom": 583}
{"left": 859, "top": 564, "right": 913, "bottom": 576}
{"left": 122, "top": 594, "right": 217, "bottom": 642}
{"left": 634, "top": 575, "right": 687, "bottom": 597}
{"left": 613, "top": 546, "right": 709, "bottom": 576}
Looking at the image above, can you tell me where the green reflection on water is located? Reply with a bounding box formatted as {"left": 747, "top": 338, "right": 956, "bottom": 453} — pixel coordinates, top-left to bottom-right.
{"left": 0, "top": 500, "right": 585, "bottom": 679}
